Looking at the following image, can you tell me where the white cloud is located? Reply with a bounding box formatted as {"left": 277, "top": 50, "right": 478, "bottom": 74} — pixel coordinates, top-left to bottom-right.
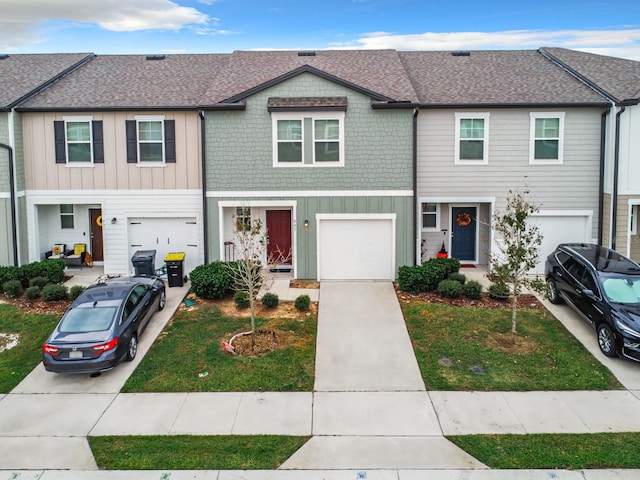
{"left": 350, "top": 29, "right": 640, "bottom": 60}
{"left": 0, "top": 0, "right": 209, "bottom": 50}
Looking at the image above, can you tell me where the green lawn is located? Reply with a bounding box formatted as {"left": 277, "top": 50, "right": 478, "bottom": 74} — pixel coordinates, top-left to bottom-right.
{"left": 89, "top": 435, "right": 308, "bottom": 470}
{"left": 402, "top": 301, "right": 621, "bottom": 391}
{"left": 449, "top": 433, "right": 640, "bottom": 469}
{"left": 122, "top": 304, "right": 317, "bottom": 392}
{"left": 0, "top": 304, "right": 60, "bottom": 393}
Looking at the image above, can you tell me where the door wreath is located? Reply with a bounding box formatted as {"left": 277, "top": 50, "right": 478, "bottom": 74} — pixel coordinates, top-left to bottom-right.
{"left": 456, "top": 212, "right": 472, "bottom": 227}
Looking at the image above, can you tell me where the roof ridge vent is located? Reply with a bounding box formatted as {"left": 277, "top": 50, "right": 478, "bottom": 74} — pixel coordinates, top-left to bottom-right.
{"left": 145, "top": 55, "right": 166, "bottom": 61}
{"left": 297, "top": 51, "right": 316, "bottom": 57}
{"left": 451, "top": 51, "right": 470, "bottom": 57}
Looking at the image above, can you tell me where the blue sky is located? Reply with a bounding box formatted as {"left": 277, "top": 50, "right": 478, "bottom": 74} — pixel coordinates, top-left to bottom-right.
{"left": 1, "top": 0, "right": 640, "bottom": 60}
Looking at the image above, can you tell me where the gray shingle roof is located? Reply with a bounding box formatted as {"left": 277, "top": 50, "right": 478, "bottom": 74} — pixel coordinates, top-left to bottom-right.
{"left": 200, "top": 50, "right": 419, "bottom": 105}
{"left": 541, "top": 47, "right": 640, "bottom": 103}
{"left": 19, "top": 54, "right": 230, "bottom": 110}
{"left": 0, "top": 53, "right": 92, "bottom": 109}
{"left": 399, "top": 49, "right": 607, "bottom": 105}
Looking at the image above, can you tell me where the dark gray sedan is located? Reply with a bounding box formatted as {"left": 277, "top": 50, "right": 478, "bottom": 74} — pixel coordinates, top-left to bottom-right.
{"left": 43, "top": 276, "right": 166, "bottom": 374}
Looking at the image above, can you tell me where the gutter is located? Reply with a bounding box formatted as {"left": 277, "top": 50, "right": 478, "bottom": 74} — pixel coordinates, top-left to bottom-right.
{"left": 413, "top": 107, "right": 419, "bottom": 265}
{"left": 199, "top": 110, "right": 209, "bottom": 264}
{"left": 0, "top": 142, "right": 18, "bottom": 266}
{"left": 598, "top": 107, "right": 610, "bottom": 246}
{"left": 611, "top": 106, "right": 626, "bottom": 250}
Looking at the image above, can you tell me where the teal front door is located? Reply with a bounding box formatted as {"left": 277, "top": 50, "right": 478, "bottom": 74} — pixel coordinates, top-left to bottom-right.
{"left": 451, "top": 206, "right": 476, "bottom": 261}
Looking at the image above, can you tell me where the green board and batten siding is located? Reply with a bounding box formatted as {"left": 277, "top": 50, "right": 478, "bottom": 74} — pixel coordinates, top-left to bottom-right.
{"left": 204, "top": 72, "right": 415, "bottom": 279}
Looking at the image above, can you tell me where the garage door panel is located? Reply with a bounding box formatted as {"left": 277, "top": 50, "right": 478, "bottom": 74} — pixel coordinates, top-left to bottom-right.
{"left": 529, "top": 215, "right": 590, "bottom": 274}
{"left": 318, "top": 217, "right": 394, "bottom": 281}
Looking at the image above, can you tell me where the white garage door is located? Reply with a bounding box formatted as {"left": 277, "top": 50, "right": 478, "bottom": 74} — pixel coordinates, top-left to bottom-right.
{"left": 128, "top": 217, "right": 199, "bottom": 275}
{"left": 317, "top": 215, "right": 395, "bottom": 281}
{"left": 529, "top": 212, "right": 592, "bottom": 274}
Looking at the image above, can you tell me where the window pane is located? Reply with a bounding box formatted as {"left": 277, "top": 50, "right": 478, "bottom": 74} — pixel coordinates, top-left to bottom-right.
{"left": 460, "top": 140, "right": 484, "bottom": 160}
{"left": 139, "top": 143, "right": 163, "bottom": 162}
{"left": 315, "top": 120, "right": 339, "bottom": 140}
{"left": 534, "top": 139, "right": 558, "bottom": 159}
{"left": 66, "top": 122, "right": 90, "bottom": 142}
{"left": 277, "top": 120, "right": 302, "bottom": 140}
{"left": 60, "top": 204, "right": 73, "bottom": 214}
{"left": 138, "top": 121, "right": 163, "bottom": 141}
{"left": 278, "top": 142, "right": 302, "bottom": 162}
{"left": 422, "top": 203, "right": 436, "bottom": 213}
{"left": 422, "top": 214, "right": 436, "bottom": 229}
{"left": 460, "top": 119, "right": 484, "bottom": 139}
{"left": 315, "top": 142, "right": 339, "bottom": 162}
{"left": 68, "top": 143, "right": 91, "bottom": 162}
{"left": 535, "top": 118, "right": 559, "bottom": 137}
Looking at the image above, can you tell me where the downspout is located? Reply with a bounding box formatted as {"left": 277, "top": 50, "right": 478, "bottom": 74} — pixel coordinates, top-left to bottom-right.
{"left": 413, "top": 107, "right": 419, "bottom": 265}
{"left": 598, "top": 107, "right": 610, "bottom": 246}
{"left": 611, "top": 106, "right": 625, "bottom": 250}
{"left": 199, "top": 110, "right": 209, "bottom": 264}
{"left": 0, "top": 142, "right": 18, "bottom": 266}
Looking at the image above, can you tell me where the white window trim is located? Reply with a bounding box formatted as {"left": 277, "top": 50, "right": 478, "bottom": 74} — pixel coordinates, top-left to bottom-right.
{"left": 135, "top": 115, "right": 166, "bottom": 164}
{"left": 529, "top": 112, "right": 565, "bottom": 165}
{"left": 421, "top": 202, "right": 440, "bottom": 232}
{"left": 272, "top": 112, "right": 345, "bottom": 167}
{"left": 454, "top": 112, "right": 489, "bottom": 165}
{"left": 62, "top": 115, "right": 94, "bottom": 167}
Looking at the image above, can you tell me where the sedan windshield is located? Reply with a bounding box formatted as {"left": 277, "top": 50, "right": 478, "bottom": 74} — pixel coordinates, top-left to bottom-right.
{"left": 601, "top": 277, "right": 640, "bottom": 305}
{"left": 58, "top": 306, "right": 117, "bottom": 333}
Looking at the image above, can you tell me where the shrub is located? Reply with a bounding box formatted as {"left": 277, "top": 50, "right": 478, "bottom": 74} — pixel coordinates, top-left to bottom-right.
{"left": 25, "top": 286, "right": 41, "bottom": 300}
{"left": 189, "top": 261, "right": 234, "bottom": 299}
{"left": 0, "top": 265, "right": 19, "bottom": 286}
{"left": 41, "top": 284, "right": 68, "bottom": 301}
{"left": 233, "top": 290, "right": 250, "bottom": 309}
{"left": 488, "top": 282, "right": 510, "bottom": 301}
{"left": 70, "top": 285, "right": 85, "bottom": 301}
{"left": 437, "top": 279, "right": 462, "bottom": 298}
{"left": 30, "top": 276, "right": 50, "bottom": 289}
{"left": 2, "top": 279, "right": 23, "bottom": 298}
{"left": 397, "top": 265, "right": 426, "bottom": 294}
{"left": 463, "top": 280, "right": 483, "bottom": 300}
{"left": 398, "top": 257, "right": 462, "bottom": 294}
{"left": 18, "top": 259, "right": 65, "bottom": 287}
{"left": 261, "top": 292, "right": 279, "bottom": 309}
{"left": 448, "top": 272, "right": 466, "bottom": 284}
{"left": 294, "top": 294, "right": 311, "bottom": 311}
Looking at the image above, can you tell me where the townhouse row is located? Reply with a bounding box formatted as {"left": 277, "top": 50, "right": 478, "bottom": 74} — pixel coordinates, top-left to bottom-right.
{"left": 1, "top": 48, "right": 639, "bottom": 280}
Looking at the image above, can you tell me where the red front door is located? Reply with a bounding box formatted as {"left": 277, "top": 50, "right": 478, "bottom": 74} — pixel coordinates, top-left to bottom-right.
{"left": 266, "top": 210, "right": 292, "bottom": 265}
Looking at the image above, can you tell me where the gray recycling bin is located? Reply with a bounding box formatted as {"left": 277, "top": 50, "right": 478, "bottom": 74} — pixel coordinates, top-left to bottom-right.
{"left": 131, "top": 250, "right": 156, "bottom": 277}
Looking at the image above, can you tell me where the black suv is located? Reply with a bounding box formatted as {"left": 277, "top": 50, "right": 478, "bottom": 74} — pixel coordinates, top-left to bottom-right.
{"left": 545, "top": 243, "right": 640, "bottom": 362}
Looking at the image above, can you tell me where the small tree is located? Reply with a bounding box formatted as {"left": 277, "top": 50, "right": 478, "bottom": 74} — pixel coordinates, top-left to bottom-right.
{"left": 225, "top": 214, "right": 290, "bottom": 349}
{"left": 488, "top": 189, "right": 545, "bottom": 334}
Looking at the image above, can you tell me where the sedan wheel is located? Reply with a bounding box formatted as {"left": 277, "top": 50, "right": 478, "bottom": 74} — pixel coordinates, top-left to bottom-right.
{"left": 547, "top": 280, "right": 562, "bottom": 304}
{"left": 597, "top": 324, "right": 617, "bottom": 358}
{"left": 158, "top": 291, "right": 166, "bottom": 311}
{"left": 125, "top": 334, "right": 138, "bottom": 361}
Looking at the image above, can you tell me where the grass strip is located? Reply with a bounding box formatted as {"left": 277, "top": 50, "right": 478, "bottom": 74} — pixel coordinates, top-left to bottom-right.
{"left": 449, "top": 433, "right": 640, "bottom": 469}
{"left": 89, "top": 435, "right": 308, "bottom": 470}
{"left": 0, "top": 304, "right": 60, "bottom": 392}
{"left": 123, "top": 304, "right": 317, "bottom": 392}
{"left": 403, "top": 302, "right": 621, "bottom": 391}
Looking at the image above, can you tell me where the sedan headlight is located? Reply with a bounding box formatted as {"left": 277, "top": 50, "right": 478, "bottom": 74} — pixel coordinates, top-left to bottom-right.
{"left": 615, "top": 319, "right": 640, "bottom": 338}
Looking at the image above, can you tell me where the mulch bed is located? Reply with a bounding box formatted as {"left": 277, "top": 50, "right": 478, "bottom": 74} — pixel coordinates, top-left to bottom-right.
{"left": 395, "top": 286, "right": 544, "bottom": 310}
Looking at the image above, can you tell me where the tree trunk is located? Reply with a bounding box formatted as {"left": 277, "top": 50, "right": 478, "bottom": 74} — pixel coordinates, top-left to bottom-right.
{"left": 249, "top": 295, "right": 256, "bottom": 348}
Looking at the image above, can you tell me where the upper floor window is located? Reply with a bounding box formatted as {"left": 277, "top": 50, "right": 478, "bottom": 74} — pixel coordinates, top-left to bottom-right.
{"left": 530, "top": 112, "right": 564, "bottom": 164}
{"left": 272, "top": 112, "right": 344, "bottom": 167}
{"left": 421, "top": 202, "right": 439, "bottom": 231}
{"left": 54, "top": 117, "right": 103, "bottom": 165}
{"left": 455, "top": 113, "right": 489, "bottom": 164}
{"left": 126, "top": 116, "right": 176, "bottom": 165}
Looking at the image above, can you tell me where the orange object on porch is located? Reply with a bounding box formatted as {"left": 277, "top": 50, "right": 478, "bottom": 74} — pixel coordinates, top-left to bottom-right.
{"left": 437, "top": 242, "right": 448, "bottom": 258}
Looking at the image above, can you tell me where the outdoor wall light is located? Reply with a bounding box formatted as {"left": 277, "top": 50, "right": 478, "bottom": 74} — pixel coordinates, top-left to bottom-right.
{"left": 303, "top": 219, "right": 309, "bottom": 227}
{"left": 111, "top": 217, "right": 117, "bottom": 224}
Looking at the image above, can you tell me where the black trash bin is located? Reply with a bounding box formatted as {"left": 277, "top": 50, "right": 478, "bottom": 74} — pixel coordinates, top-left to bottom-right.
{"left": 165, "top": 252, "right": 186, "bottom": 287}
{"left": 131, "top": 250, "right": 156, "bottom": 277}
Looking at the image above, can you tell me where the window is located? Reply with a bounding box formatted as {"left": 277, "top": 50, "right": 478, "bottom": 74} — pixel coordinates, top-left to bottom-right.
{"left": 126, "top": 117, "right": 176, "bottom": 165}
{"left": 54, "top": 117, "right": 103, "bottom": 165}
{"left": 631, "top": 205, "right": 638, "bottom": 235}
{"left": 530, "top": 112, "right": 564, "bottom": 164}
{"left": 236, "top": 207, "right": 251, "bottom": 232}
{"left": 455, "top": 113, "right": 489, "bottom": 164}
{"left": 60, "top": 204, "right": 74, "bottom": 229}
{"left": 273, "top": 112, "right": 344, "bottom": 166}
{"left": 421, "top": 203, "right": 439, "bottom": 231}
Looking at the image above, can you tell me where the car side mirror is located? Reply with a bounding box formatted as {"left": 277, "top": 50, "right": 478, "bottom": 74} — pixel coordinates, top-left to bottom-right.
{"left": 582, "top": 289, "right": 595, "bottom": 298}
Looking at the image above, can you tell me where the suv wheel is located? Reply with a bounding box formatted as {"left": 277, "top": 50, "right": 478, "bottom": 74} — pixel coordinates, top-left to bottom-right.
{"left": 547, "top": 280, "right": 562, "bottom": 304}
{"left": 597, "top": 324, "right": 617, "bottom": 358}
